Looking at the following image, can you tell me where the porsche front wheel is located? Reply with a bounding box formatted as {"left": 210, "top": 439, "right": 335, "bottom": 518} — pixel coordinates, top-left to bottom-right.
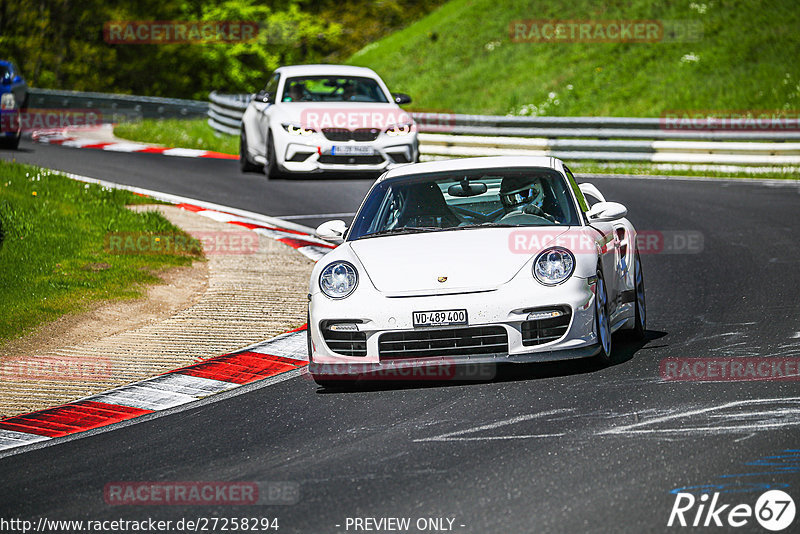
{"left": 594, "top": 268, "right": 613, "bottom": 364}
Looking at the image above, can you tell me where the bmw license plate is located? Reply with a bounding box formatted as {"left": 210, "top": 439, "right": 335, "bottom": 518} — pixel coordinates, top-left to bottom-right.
{"left": 413, "top": 309, "right": 468, "bottom": 327}
{"left": 331, "top": 145, "right": 374, "bottom": 156}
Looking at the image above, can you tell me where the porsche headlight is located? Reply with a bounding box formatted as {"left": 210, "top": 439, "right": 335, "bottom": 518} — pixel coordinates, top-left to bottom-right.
{"left": 533, "top": 247, "right": 575, "bottom": 286}
{"left": 282, "top": 123, "right": 315, "bottom": 136}
{"left": 319, "top": 261, "right": 358, "bottom": 299}
{"left": 385, "top": 123, "right": 413, "bottom": 136}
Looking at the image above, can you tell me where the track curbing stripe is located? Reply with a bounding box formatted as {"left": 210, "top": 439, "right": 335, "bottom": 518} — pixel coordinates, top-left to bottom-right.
{"left": 0, "top": 184, "right": 318, "bottom": 453}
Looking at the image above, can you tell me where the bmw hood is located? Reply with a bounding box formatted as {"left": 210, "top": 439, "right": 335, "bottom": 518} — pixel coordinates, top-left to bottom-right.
{"left": 348, "top": 227, "right": 573, "bottom": 296}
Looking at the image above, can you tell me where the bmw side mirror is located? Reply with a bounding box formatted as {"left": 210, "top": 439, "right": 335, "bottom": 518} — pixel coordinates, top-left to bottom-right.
{"left": 315, "top": 220, "right": 347, "bottom": 244}
{"left": 392, "top": 93, "right": 412, "bottom": 105}
{"left": 587, "top": 202, "right": 627, "bottom": 222}
{"left": 255, "top": 90, "right": 271, "bottom": 103}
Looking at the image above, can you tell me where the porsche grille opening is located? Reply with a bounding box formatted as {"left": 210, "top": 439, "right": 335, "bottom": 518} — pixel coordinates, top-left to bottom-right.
{"left": 322, "top": 325, "right": 367, "bottom": 357}
{"left": 521, "top": 307, "right": 572, "bottom": 346}
{"left": 378, "top": 326, "right": 508, "bottom": 360}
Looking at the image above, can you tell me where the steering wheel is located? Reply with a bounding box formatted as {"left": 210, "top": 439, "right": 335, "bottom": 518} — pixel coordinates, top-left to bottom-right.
{"left": 523, "top": 204, "right": 556, "bottom": 222}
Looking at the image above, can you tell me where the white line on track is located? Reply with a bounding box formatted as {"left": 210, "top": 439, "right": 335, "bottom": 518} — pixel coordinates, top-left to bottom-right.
{"left": 600, "top": 397, "right": 800, "bottom": 435}
{"left": 414, "top": 409, "right": 572, "bottom": 442}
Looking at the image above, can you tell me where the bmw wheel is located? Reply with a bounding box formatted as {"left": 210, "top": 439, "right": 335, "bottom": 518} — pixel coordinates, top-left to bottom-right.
{"left": 264, "top": 133, "right": 280, "bottom": 180}
{"left": 239, "top": 130, "right": 261, "bottom": 173}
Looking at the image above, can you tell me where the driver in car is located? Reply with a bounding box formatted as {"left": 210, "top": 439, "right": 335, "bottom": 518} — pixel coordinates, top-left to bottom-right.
{"left": 341, "top": 82, "right": 357, "bottom": 101}
{"left": 287, "top": 82, "right": 306, "bottom": 101}
{"left": 499, "top": 176, "right": 557, "bottom": 223}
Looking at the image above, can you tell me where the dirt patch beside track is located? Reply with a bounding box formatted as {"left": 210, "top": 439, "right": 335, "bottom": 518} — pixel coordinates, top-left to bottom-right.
{"left": 0, "top": 205, "right": 314, "bottom": 418}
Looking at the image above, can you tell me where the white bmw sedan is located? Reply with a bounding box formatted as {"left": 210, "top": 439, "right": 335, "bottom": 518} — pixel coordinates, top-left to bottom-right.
{"left": 240, "top": 64, "right": 418, "bottom": 179}
{"left": 307, "top": 156, "right": 646, "bottom": 387}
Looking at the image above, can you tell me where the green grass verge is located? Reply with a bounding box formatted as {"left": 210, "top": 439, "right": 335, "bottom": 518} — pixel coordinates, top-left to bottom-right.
{"left": 114, "top": 119, "right": 238, "bottom": 155}
{"left": 349, "top": 0, "right": 800, "bottom": 117}
{"left": 566, "top": 161, "right": 800, "bottom": 180}
{"left": 0, "top": 161, "right": 202, "bottom": 344}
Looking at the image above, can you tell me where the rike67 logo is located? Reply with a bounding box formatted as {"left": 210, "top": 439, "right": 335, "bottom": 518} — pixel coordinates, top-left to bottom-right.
{"left": 668, "top": 490, "right": 796, "bottom": 530}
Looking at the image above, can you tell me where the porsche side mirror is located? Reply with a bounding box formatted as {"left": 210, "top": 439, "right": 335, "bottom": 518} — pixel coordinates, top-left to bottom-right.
{"left": 587, "top": 202, "right": 627, "bottom": 222}
{"left": 578, "top": 183, "right": 606, "bottom": 204}
{"left": 315, "top": 220, "right": 347, "bottom": 244}
{"left": 392, "top": 93, "right": 412, "bottom": 105}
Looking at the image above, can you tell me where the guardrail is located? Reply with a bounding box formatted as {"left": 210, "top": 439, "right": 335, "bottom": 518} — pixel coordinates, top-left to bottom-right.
{"left": 208, "top": 92, "right": 800, "bottom": 166}
{"left": 28, "top": 88, "right": 208, "bottom": 121}
{"left": 208, "top": 91, "right": 249, "bottom": 136}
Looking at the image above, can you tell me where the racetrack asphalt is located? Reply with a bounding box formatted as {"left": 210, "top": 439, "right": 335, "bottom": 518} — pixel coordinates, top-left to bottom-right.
{"left": 1, "top": 140, "right": 799, "bottom": 533}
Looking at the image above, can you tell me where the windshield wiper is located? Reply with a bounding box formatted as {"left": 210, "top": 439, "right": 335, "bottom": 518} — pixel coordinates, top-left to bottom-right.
{"left": 362, "top": 227, "right": 442, "bottom": 238}
{"left": 452, "top": 222, "right": 520, "bottom": 230}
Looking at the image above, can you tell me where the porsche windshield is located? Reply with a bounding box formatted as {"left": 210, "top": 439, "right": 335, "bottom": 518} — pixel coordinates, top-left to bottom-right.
{"left": 348, "top": 168, "right": 582, "bottom": 240}
{"left": 281, "top": 76, "right": 389, "bottom": 103}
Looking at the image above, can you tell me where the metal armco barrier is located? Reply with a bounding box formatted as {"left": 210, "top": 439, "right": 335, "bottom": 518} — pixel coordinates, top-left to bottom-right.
{"left": 208, "top": 92, "right": 800, "bottom": 166}
{"left": 28, "top": 88, "right": 208, "bottom": 122}
{"left": 208, "top": 91, "right": 249, "bottom": 136}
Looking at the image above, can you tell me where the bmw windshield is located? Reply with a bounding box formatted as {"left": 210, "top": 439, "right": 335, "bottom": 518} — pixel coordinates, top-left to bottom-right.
{"left": 281, "top": 76, "right": 389, "bottom": 103}
{"left": 348, "top": 168, "right": 582, "bottom": 240}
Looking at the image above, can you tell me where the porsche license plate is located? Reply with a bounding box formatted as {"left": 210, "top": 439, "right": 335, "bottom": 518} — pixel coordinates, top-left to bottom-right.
{"left": 331, "top": 145, "right": 374, "bottom": 156}
{"left": 413, "top": 309, "right": 468, "bottom": 327}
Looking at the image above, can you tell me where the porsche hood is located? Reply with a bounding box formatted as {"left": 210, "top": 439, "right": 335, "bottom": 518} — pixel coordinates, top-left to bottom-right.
{"left": 348, "top": 227, "right": 573, "bottom": 296}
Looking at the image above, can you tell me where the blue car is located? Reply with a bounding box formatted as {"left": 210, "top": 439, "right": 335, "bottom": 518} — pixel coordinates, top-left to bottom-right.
{"left": 1, "top": 60, "right": 28, "bottom": 149}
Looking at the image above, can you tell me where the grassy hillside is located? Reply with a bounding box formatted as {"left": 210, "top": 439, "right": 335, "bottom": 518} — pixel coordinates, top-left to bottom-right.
{"left": 349, "top": 0, "right": 800, "bottom": 116}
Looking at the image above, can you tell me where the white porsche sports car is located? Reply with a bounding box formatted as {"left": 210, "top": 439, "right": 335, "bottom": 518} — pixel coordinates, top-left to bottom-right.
{"left": 240, "top": 64, "right": 418, "bottom": 179}
{"left": 307, "top": 156, "right": 646, "bottom": 386}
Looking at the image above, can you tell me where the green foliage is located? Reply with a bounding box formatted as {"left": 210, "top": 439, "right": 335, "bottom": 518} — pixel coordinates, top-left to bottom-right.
{"left": 0, "top": 162, "right": 200, "bottom": 343}
{"left": 0, "top": 0, "right": 441, "bottom": 99}
{"left": 349, "top": 0, "right": 800, "bottom": 116}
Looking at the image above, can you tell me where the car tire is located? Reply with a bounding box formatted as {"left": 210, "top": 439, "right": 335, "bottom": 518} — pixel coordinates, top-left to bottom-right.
{"left": 629, "top": 249, "right": 647, "bottom": 340}
{"left": 0, "top": 131, "right": 20, "bottom": 150}
{"left": 264, "top": 132, "right": 280, "bottom": 180}
{"left": 239, "top": 130, "right": 261, "bottom": 173}
{"left": 594, "top": 268, "right": 614, "bottom": 364}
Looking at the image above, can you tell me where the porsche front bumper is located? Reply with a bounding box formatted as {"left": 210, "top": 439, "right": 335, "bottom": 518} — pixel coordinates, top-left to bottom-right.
{"left": 308, "top": 273, "right": 603, "bottom": 378}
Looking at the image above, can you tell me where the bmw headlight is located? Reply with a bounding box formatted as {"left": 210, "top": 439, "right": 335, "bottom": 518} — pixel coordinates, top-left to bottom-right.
{"left": 319, "top": 261, "right": 358, "bottom": 299}
{"left": 282, "top": 123, "right": 315, "bottom": 136}
{"left": 533, "top": 247, "right": 575, "bottom": 286}
{"left": 385, "top": 123, "right": 413, "bottom": 136}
